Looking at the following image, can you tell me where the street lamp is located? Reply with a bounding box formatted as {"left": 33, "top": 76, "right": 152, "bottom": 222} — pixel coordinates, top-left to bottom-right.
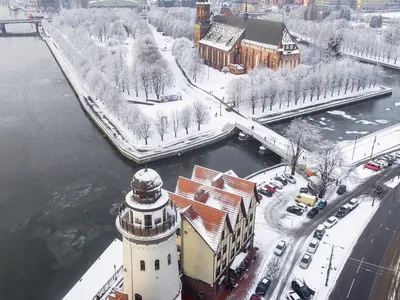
{"left": 370, "top": 135, "right": 377, "bottom": 157}
{"left": 323, "top": 242, "right": 344, "bottom": 287}
{"left": 351, "top": 135, "right": 358, "bottom": 161}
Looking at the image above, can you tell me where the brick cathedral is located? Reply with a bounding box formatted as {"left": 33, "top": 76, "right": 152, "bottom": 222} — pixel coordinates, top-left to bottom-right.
{"left": 193, "top": 2, "right": 300, "bottom": 74}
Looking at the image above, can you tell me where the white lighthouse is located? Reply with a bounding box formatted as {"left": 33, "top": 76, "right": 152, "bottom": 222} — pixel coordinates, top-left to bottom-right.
{"left": 116, "top": 168, "right": 182, "bottom": 300}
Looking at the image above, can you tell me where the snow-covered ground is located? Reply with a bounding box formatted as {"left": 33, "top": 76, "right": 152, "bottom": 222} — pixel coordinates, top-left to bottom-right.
{"left": 342, "top": 50, "right": 400, "bottom": 68}
{"left": 384, "top": 176, "right": 400, "bottom": 188}
{"left": 284, "top": 196, "right": 379, "bottom": 300}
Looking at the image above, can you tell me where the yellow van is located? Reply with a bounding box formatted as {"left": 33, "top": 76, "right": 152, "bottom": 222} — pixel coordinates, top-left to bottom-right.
{"left": 295, "top": 193, "right": 317, "bottom": 206}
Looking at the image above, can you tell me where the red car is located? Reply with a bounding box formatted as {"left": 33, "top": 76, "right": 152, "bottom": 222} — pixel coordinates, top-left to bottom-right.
{"left": 250, "top": 294, "right": 261, "bottom": 300}
{"left": 364, "top": 161, "right": 381, "bottom": 171}
{"left": 264, "top": 184, "right": 277, "bottom": 193}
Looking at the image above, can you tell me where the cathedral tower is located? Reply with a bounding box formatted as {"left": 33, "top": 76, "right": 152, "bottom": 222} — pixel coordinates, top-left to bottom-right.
{"left": 193, "top": 0, "right": 211, "bottom": 48}
{"left": 116, "top": 168, "right": 181, "bottom": 300}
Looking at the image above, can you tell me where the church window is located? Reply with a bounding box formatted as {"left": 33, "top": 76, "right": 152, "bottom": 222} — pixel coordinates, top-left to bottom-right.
{"left": 155, "top": 259, "right": 160, "bottom": 270}
{"left": 140, "top": 260, "right": 145, "bottom": 271}
{"left": 135, "top": 294, "right": 142, "bottom": 300}
{"left": 168, "top": 254, "right": 171, "bottom": 265}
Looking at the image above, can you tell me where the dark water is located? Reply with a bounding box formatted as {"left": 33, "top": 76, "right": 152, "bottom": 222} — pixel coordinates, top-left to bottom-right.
{"left": 0, "top": 32, "right": 280, "bottom": 300}
{"left": 271, "top": 69, "right": 400, "bottom": 141}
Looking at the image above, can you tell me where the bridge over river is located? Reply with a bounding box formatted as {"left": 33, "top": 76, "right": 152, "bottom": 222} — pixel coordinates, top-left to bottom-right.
{"left": 0, "top": 18, "right": 42, "bottom": 36}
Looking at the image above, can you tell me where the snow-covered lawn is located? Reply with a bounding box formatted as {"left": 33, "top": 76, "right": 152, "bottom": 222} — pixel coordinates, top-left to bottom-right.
{"left": 286, "top": 197, "right": 378, "bottom": 300}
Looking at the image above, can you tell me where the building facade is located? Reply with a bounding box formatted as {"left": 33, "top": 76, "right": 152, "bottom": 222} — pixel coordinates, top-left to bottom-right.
{"left": 115, "top": 168, "right": 182, "bottom": 300}
{"left": 170, "top": 165, "right": 259, "bottom": 300}
{"left": 194, "top": 2, "right": 300, "bottom": 73}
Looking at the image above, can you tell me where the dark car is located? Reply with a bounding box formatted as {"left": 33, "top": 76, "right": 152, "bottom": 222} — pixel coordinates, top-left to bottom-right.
{"left": 255, "top": 277, "right": 272, "bottom": 295}
{"left": 337, "top": 184, "right": 347, "bottom": 195}
{"left": 287, "top": 205, "right": 304, "bottom": 216}
{"left": 306, "top": 207, "right": 319, "bottom": 218}
{"left": 258, "top": 188, "right": 273, "bottom": 197}
{"left": 299, "top": 187, "right": 317, "bottom": 196}
{"left": 274, "top": 176, "right": 288, "bottom": 186}
{"left": 373, "top": 183, "right": 383, "bottom": 194}
{"left": 291, "top": 279, "right": 313, "bottom": 300}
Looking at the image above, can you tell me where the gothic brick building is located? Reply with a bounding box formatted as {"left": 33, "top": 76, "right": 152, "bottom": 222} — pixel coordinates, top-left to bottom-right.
{"left": 193, "top": 2, "right": 300, "bottom": 74}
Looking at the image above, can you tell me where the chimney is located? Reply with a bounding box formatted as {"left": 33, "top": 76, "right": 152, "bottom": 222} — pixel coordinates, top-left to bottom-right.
{"left": 211, "top": 174, "right": 224, "bottom": 189}
{"left": 194, "top": 189, "right": 209, "bottom": 203}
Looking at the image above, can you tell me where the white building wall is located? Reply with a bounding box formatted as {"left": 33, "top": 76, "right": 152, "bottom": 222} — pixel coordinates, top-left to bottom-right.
{"left": 123, "top": 234, "right": 181, "bottom": 300}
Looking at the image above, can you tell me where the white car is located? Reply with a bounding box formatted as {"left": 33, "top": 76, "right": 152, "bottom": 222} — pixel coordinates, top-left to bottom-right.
{"left": 373, "top": 159, "right": 388, "bottom": 168}
{"left": 273, "top": 240, "right": 287, "bottom": 256}
{"left": 307, "top": 238, "right": 320, "bottom": 254}
{"left": 299, "top": 253, "right": 312, "bottom": 269}
{"left": 348, "top": 198, "right": 359, "bottom": 210}
{"left": 283, "top": 172, "right": 296, "bottom": 184}
{"left": 394, "top": 151, "right": 400, "bottom": 159}
{"left": 296, "top": 202, "right": 309, "bottom": 212}
{"left": 324, "top": 216, "right": 338, "bottom": 229}
{"left": 269, "top": 179, "right": 283, "bottom": 189}
{"left": 286, "top": 290, "right": 302, "bottom": 300}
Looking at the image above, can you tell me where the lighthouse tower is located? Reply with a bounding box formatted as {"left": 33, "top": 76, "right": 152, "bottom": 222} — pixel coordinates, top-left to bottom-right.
{"left": 116, "top": 168, "right": 181, "bottom": 300}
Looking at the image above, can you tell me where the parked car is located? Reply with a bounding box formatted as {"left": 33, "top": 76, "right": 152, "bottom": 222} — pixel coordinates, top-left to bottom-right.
{"left": 317, "top": 200, "right": 327, "bottom": 210}
{"left": 286, "top": 290, "right": 302, "bottom": 300}
{"left": 335, "top": 204, "right": 352, "bottom": 218}
{"left": 274, "top": 240, "right": 287, "bottom": 256}
{"left": 296, "top": 202, "right": 309, "bottom": 212}
{"left": 269, "top": 179, "right": 283, "bottom": 189}
{"left": 283, "top": 172, "right": 296, "bottom": 184}
{"left": 264, "top": 184, "right": 277, "bottom": 193}
{"left": 255, "top": 277, "right": 272, "bottom": 295}
{"left": 250, "top": 294, "right": 261, "bottom": 300}
{"left": 291, "top": 279, "right": 312, "bottom": 300}
{"left": 324, "top": 216, "right": 338, "bottom": 229}
{"left": 307, "top": 207, "right": 319, "bottom": 219}
{"left": 388, "top": 153, "right": 398, "bottom": 161}
{"left": 336, "top": 184, "right": 347, "bottom": 195}
{"left": 382, "top": 155, "right": 394, "bottom": 166}
{"left": 373, "top": 183, "right": 383, "bottom": 194}
{"left": 274, "top": 175, "right": 288, "bottom": 186}
{"left": 295, "top": 193, "right": 317, "bottom": 206}
{"left": 347, "top": 198, "right": 359, "bottom": 210}
{"left": 258, "top": 187, "right": 273, "bottom": 197}
{"left": 313, "top": 224, "right": 326, "bottom": 240}
{"left": 394, "top": 151, "right": 400, "bottom": 159}
{"left": 374, "top": 159, "right": 388, "bottom": 168}
{"left": 364, "top": 161, "right": 381, "bottom": 171}
{"left": 287, "top": 206, "right": 304, "bottom": 216}
{"left": 307, "top": 238, "right": 320, "bottom": 254}
{"left": 299, "top": 253, "right": 312, "bottom": 269}
{"left": 299, "top": 187, "right": 317, "bottom": 196}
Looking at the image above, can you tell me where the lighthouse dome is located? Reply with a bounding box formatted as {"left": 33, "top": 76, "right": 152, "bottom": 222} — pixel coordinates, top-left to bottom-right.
{"left": 131, "top": 168, "right": 163, "bottom": 193}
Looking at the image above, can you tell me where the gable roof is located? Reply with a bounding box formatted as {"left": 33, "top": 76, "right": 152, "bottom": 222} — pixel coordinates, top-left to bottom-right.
{"left": 191, "top": 165, "right": 258, "bottom": 214}
{"left": 219, "top": 7, "right": 233, "bottom": 17}
{"left": 199, "top": 21, "right": 244, "bottom": 52}
{"left": 169, "top": 192, "right": 231, "bottom": 252}
{"left": 175, "top": 176, "right": 245, "bottom": 227}
{"left": 211, "top": 15, "right": 285, "bottom": 47}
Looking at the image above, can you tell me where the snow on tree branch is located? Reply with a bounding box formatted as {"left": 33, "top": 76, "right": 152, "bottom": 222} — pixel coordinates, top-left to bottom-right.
{"left": 192, "top": 100, "right": 210, "bottom": 131}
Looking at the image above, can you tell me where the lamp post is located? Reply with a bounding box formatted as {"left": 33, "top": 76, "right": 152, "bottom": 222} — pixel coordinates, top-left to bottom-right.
{"left": 323, "top": 242, "right": 344, "bottom": 287}
{"left": 351, "top": 135, "right": 358, "bottom": 161}
{"left": 370, "top": 135, "right": 377, "bottom": 157}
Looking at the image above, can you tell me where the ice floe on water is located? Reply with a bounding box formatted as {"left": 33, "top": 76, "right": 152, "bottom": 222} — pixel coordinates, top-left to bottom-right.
{"left": 320, "top": 117, "right": 326, "bottom": 121}
{"left": 321, "top": 127, "right": 334, "bottom": 131}
{"left": 345, "top": 131, "right": 370, "bottom": 135}
{"left": 319, "top": 120, "right": 327, "bottom": 126}
{"left": 327, "top": 110, "right": 357, "bottom": 121}
{"left": 394, "top": 102, "right": 400, "bottom": 106}
{"left": 375, "top": 119, "right": 390, "bottom": 124}
{"left": 385, "top": 108, "right": 391, "bottom": 111}
{"left": 356, "top": 120, "right": 376, "bottom": 125}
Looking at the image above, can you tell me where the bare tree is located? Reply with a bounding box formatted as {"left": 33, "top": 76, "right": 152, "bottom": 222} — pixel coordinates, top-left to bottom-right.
{"left": 192, "top": 100, "right": 210, "bottom": 131}
{"left": 314, "top": 142, "right": 344, "bottom": 197}
{"left": 285, "top": 118, "right": 322, "bottom": 176}
{"left": 171, "top": 109, "right": 180, "bottom": 138}
{"left": 226, "top": 78, "right": 245, "bottom": 110}
{"left": 180, "top": 105, "right": 192, "bottom": 134}
{"left": 154, "top": 111, "right": 169, "bottom": 141}
{"left": 137, "top": 115, "right": 153, "bottom": 145}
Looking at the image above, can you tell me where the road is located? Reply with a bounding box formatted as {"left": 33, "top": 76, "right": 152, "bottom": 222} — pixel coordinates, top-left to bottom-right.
{"left": 269, "top": 165, "right": 400, "bottom": 299}
{"left": 329, "top": 175, "right": 400, "bottom": 300}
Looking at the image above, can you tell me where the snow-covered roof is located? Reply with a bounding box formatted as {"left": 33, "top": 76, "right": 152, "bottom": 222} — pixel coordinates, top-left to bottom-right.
{"left": 131, "top": 168, "right": 163, "bottom": 192}
{"left": 229, "top": 251, "right": 247, "bottom": 270}
{"left": 199, "top": 22, "right": 244, "bottom": 52}
{"left": 62, "top": 239, "right": 123, "bottom": 300}
{"left": 241, "top": 39, "right": 278, "bottom": 50}
{"left": 169, "top": 192, "right": 230, "bottom": 252}
{"left": 224, "top": 170, "right": 238, "bottom": 177}
{"left": 191, "top": 165, "right": 257, "bottom": 214}
{"left": 175, "top": 176, "right": 245, "bottom": 228}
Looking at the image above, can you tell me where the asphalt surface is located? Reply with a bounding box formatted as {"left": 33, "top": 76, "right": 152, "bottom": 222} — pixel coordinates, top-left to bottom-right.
{"left": 329, "top": 171, "right": 400, "bottom": 300}
{"left": 270, "top": 165, "right": 400, "bottom": 299}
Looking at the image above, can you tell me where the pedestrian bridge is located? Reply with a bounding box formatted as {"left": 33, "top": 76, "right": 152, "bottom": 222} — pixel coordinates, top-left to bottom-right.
{"left": 235, "top": 121, "right": 292, "bottom": 160}
{"left": 0, "top": 19, "right": 41, "bottom": 36}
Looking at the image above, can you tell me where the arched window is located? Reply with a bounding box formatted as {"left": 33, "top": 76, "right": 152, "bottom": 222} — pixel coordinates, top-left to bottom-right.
{"left": 167, "top": 254, "right": 171, "bottom": 265}
{"left": 135, "top": 294, "right": 142, "bottom": 300}
{"left": 140, "top": 260, "right": 145, "bottom": 271}
{"left": 155, "top": 259, "right": 160, "bottom": 270}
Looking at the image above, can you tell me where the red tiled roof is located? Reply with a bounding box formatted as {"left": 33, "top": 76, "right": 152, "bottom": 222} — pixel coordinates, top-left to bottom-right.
{"left": 191, "top": 165, "right": 257, "bottom": 213}
{"left": 169, "top": 192, "right": 231, "bottom": 252}
{"left": 175, "top": 176, "right": 245, "bottom": 228}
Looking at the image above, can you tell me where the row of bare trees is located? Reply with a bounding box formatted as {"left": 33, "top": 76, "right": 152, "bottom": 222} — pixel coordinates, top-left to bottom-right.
{"left": 172, "top": 38, "right": 203, "bottom": 82}
{"left": 226, "top": 59, "right": 380, "bottom": 115}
